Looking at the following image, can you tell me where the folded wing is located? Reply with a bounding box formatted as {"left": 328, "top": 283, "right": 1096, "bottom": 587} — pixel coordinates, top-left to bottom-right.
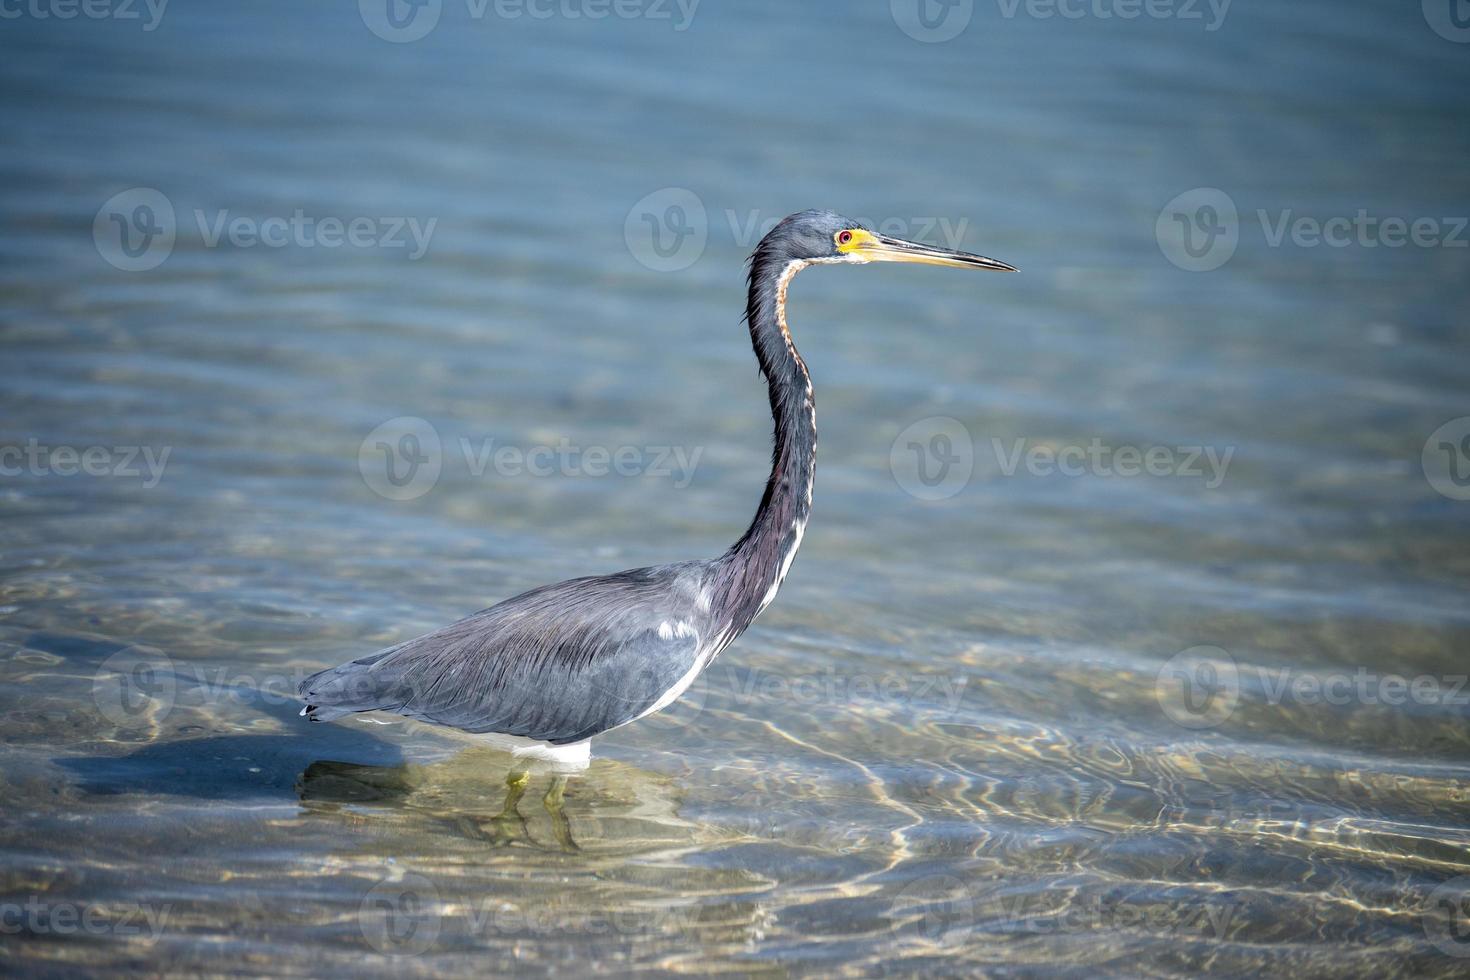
{"left": 298, "top": 567, "right": 704, "bottom": 744}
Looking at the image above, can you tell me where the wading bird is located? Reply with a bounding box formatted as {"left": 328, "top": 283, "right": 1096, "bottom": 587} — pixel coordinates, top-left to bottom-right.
{"left": 300, "top": 210, "right": 1014, "bottom": 771}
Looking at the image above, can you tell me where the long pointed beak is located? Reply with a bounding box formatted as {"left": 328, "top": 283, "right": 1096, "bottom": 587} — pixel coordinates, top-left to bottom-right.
{"left": 858, "top": 233, "right": 1017, "bottom": 272}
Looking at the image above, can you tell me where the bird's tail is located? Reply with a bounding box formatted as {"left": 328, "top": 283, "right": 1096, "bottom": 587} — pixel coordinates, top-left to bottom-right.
{"left": 299, "top": 701, "right": 354, "bottom": 722}
{"left": 297, "top": 648, "right": 399, "bottom": 723}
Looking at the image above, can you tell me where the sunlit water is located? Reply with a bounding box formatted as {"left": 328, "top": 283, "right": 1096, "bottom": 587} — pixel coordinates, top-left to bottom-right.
{"left": 2, "top": 1, "right": 1468, "bottom": 975}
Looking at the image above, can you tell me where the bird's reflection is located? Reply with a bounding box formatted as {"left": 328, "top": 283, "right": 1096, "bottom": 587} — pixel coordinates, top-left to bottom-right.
{"left": 299, "top": 759, "right": 580, "bottom": 850}
{"left": 296, "top": 749, "right": 691, "bottom": 855}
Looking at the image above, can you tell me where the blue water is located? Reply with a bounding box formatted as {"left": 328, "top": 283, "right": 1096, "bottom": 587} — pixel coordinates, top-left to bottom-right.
{"left": 2, "top": 1, "right": 1468, "bottom": 975}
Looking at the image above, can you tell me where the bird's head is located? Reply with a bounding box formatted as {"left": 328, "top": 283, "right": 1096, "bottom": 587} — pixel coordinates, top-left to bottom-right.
{"left": 756, "top": 209, "right": 1016, "bottom": 272}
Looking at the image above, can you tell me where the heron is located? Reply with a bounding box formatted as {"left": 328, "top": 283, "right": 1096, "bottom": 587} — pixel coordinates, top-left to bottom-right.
{"left": 299, "top": 209, "right": 1014, "bottom": 776}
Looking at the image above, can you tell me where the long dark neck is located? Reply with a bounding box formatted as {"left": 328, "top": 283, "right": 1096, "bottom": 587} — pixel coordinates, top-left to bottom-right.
{"left": 710, "top": 251, "right": 817, "bottom": 639}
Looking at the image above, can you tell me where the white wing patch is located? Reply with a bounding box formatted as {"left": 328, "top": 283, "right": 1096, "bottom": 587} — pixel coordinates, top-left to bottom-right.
{"left": 634, "top": 620, "right": 705, "bottom": 722}
{"left": 657, "top": 619, "right": 698, "bottom": 641}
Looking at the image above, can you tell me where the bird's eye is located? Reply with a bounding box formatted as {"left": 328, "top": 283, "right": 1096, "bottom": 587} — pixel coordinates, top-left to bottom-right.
{"left": 837, "top": 230, "right": 854, "bottom": 246}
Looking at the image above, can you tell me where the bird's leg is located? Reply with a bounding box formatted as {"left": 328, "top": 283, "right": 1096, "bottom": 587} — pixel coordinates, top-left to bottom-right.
{"left": 464, "top": 768, "right": 532, "bottom": 846}
{"left": 542, "top": 775, "right": 579, "bottom": 852}
{"left": 502, "top": 768, "right": 531, "bottom": 813}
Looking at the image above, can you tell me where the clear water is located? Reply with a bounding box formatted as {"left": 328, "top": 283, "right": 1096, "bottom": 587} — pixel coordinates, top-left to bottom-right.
{"left": 2, "top": 1, "right": 1468, "bottom": 975}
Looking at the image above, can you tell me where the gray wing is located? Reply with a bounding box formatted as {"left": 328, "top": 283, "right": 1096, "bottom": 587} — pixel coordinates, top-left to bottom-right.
{"left": 299, "top": 565, "right": 706, "bottom": 744}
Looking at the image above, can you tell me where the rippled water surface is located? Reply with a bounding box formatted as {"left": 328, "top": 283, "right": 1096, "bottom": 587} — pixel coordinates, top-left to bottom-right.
{"left": 2, "top": 1, "right": 1469, "bottom": 975}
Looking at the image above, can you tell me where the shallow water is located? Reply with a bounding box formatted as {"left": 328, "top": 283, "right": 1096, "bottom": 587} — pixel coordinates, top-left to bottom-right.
{"left": 2, "top": 1, "right": 1469, "bottom": 975}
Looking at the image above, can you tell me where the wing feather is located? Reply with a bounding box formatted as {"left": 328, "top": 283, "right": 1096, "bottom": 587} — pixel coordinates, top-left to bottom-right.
{"left": 299, "top": 567, "right": 705, "bottom": 743}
